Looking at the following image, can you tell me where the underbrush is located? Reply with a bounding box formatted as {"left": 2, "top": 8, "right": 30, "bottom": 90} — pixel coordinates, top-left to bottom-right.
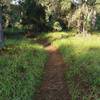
{"left": 53, "top": 33, "right": 100, "bottom": 100}
{"left": 0, "top": 38, "right": 47, "bottom": 100}
{"left": 36, "top": 31, "right": 75, "bottom": 43}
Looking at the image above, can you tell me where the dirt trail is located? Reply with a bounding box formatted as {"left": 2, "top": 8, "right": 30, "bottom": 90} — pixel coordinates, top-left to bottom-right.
{"left": 36, "top": 39, "right": 70, "bottom": 100}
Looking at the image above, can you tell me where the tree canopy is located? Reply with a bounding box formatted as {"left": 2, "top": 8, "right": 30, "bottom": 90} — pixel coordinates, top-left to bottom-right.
{"left": 0, "top": 0, "right": 99, "bottom": 36}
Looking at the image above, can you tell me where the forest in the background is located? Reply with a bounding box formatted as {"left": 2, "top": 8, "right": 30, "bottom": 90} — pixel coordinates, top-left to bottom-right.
{"left": 0, "top": 0, "right": 100, "bottom": 35}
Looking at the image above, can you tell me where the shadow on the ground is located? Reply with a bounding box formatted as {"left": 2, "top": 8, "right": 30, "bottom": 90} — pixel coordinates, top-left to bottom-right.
{"left": 32, "top": 36, "right": 51, "bottom": 47}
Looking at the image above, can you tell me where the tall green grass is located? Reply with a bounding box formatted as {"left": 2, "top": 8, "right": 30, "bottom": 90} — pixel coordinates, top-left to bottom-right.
{"left": 53, "top": 33, "right": 100, "bottom": 100}
{"left": 0, "top": 38, "right": 47, "bottom": 100}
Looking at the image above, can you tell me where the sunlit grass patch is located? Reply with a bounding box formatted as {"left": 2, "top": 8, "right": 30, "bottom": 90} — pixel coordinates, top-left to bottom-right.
{"left": 0, "top": 39, "right": 48, "bottom": 100}
{"left": 36, "top": 31, "right": 75, "bottom": 44}
{"left": 53, "top": 34, "right": 100, "bottom": 100}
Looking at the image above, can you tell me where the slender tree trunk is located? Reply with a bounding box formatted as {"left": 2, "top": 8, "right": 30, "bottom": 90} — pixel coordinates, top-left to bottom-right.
{"left": 0, "top": 7, "right": 4, "bottom": 48}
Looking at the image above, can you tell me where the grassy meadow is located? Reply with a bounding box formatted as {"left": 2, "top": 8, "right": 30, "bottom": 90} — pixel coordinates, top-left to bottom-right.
{"left": 0, "top": 38, "right": 47, "bottom": 100}
{"left": 51, "top": 32, "right": 100, "bottom": 100}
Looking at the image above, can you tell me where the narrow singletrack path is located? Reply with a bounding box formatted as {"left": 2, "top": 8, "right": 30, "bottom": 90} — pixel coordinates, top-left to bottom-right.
{"left": 36, "top": 39, "right": 70, "bottom": 100}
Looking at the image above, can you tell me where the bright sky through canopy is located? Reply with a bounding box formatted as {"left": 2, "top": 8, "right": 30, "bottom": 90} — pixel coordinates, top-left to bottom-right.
{"left": 11, "top": 0, "right": 20, "bottom": 5}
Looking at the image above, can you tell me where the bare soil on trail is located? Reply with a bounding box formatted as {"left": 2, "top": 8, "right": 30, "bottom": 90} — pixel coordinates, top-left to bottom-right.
{"left": 36, "top": 39, "right": 71, "bottom": 100}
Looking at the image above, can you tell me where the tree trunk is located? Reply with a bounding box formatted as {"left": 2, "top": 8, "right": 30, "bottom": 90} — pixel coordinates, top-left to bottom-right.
{"left": 0, "top": 8, "right": 4, "bottom": 48}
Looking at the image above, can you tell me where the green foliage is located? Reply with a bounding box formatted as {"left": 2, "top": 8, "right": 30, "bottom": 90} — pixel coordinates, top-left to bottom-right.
{"left": 0, "top": 0, "right": 11, "bottom": 25}
{"left": 0, "top": 39, "right": 47, "bottom": 100}
{"left": 4, "top": 27, "right": 26, "bottom": 38}
{"left": 96, "top": 14, "right": 100, "bottom": 30}
{"left": 85, "top": 0, "right": 96, "bottom": 5}
{"left": 95, "top": 1, "right": 100, "bottom": 30}
{"left": 20, "top": 0, "right": 46, "bottom": 32}
{"left": 69, "top": 4, "right": 97, "bottom": 34}
{"left": 53, "top": 21, "right": 62, "bottom": 31}
{"left": 38, "top": 0, "right": 71, "bottom": 31}
{"left": 1, "top": 0, "right": 99, "bottom": 33}
{"left": 0, "top": 0, "right": 11, "bottom": 48}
